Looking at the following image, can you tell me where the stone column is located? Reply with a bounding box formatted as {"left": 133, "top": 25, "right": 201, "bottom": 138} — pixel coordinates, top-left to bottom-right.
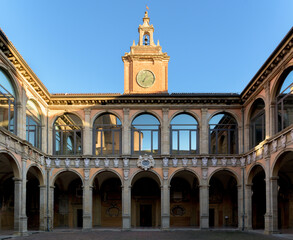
{"left": 49, "top": 186, "right": 55, "bottom": 230}
{"left": 83, "top": 169, "right": 92, "bottom": 231}
{"left": 122, "top": 108, "right": 131, "bottom": 156}
{"left": 161, "top": 168, "right": 170, "bottom": 229}
{"left": 244, "top": 124, "right": 250, "bottom": 153}
{"left": 13, "top": 178, "right": 22, "bottom": 234}
{"left": 245, "top": 184, "right": 252, "bottom": 230}
{"left": 264, "top": 82, "right": 271, "bottom": 139}
{"left": 16, "top": 102, "right": 24, "bottom": 138}
{"left": 48, "top": 125, "right": 53, "bottom": 155}
{"left": 199, "top": 170, "right": 209, "bottom": 229}
{"left": 83, "top": 109, "right": 92, "bottom": 155}
{"left": 161, "top": 108, "right": 170, "bottom": 155}
{"left": 200, "top": 108, "right": 208, "bottom": 154}
{"left": 264, "top": 155, "right": 273, "bottom": 234}
{"left": 41, "top": 124, "right": 46, "bottom": 152}
{"left": 39, "top": 185, "right": 46, "bottom": 231}
{"left": 19, "top": 158, "right": 27, "bottom": 235}
{"left": 237, "top": 184, "right": 243, "bottom": 230}
{"left": 122, "top": 175, "right": 131, "bottom": 230}
{"left": 270, "top": 177, "right": 279, "bottom": 233}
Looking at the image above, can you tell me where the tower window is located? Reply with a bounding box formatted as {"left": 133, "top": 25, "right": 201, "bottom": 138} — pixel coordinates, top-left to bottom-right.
{"left": 143, "top": 34, "right": 150, "bottom": 45}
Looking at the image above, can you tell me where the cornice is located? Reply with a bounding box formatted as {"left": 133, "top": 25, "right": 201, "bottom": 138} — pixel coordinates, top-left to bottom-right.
{"left": 0, "top": 31, "right": 50, "bottom": 104}
{"left": 49, "top": 94, "right": 241, "bottom": 106}
{"left": 240, "top": 27, "right": 293, "bottom": 103}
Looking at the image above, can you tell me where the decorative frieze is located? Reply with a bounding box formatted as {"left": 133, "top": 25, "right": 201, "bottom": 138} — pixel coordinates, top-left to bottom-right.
{"left": 104, "top": 158, "right": 110, "bottom": 168}
{"left": 240, "top": 157, "right": 246, "bottom": 167}
{"left": 221, "top": 158, "right": 227, "bottom": 166}
{"left": 192, "top": 157, "right": 197, "bottom": 167}
{"left": 123, "top": 158, "right": 129, "bottom": 167}
{"left": 114, "top": 158, "right": 119, "bottom": 168}
{"left": 84, "top": 158, "right": 90, "bottom": 168}
{"left": 95, "top": 158, "right": 100, "bottom": 167}
{"left": 163, "top": 157, "right": 169, "bottom": 167}
{"left": 46, "top": 158, "right": 51, "bottom": 168}
{"left": 75, "top": 158, "right": 80, "bottom": 168}
{"left": 182, "top": 158, "right": 188, "bottom": 167}
{"left": 281, "top": 135, "right": 286, "bottom": 148}
{"left": 231, "top": 157, "right": 237, "bottom": 166}
{"left": 55, "top": 158, "right": 60, "bottom": 168}
{"left": 65, "top": 158, "right": 71, "bottom": 168}
{"left": 172, "top": 158, "right": 178, "bottom": 167}
{"left": 212, "top": 157, "right": 217, "bottom": 166}
{"left": 202, "top": 157, "right": 208, "bottom": 167}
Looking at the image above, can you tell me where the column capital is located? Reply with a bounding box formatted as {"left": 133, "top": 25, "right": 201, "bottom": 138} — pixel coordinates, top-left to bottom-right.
{"left": 84, "top": 108, "right": 91, "bottom": 115}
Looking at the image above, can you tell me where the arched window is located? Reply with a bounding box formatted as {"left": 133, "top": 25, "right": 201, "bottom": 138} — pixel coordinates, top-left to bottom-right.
{"left": 170, "top": 113, "right": 198, "bottom": 154}
{"left": 209, "top": 113, "right": 238, "bottom": 154}
{"left": 53, "top": 113, "right": 82, "bottom": 155}
{"left": 0, "top": 69, "right": 17, "bottom": 133}
{"left": 250, "top": 99, "right": 265, "bottom": 148}
{"left": 143, "top": 34, "right": 150, "bottom": 45}
{"left": 131, "top": 114, "right": 160, "bottom": 155}
{"left": 93, "top": 113, "right": 122, "bottom": 156}
{"left": 276, "top": 69, "right": 293, "bottom": 132}
{"left": 26, "top": 100, "right": 41, "bottom": 148}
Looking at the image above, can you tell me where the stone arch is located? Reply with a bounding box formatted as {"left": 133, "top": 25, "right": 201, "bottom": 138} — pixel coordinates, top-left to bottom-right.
{"left": 25, "top": 98, "right": 45, "bottom": 126}
{"left": 51, "top": 111, "right": 84, "bottom": 127}
{"left": 91, "top": 110, "right": 123, "bottom": 127}
{"left": 130, "top": 110, "right": 162, "bottom": 126}
{"left": 26, "top": 163, "right": 45, "bottom": 185}
{"left": 272, "top": 149, "right": 293, "bottom": 177}
{"left": 90, "top": 168, "right": 123, "bottom": 187}
{"left": 208, "top": 168, "right": 240, "bottom": 185}
{"left": 245, "top": 97, "right": 266, "bottom": 125}
{"left": 208, "top": 110, "right": 240, "bottom": 127}
{"left": 271, "top": 64, "right": 293, "bottom": 100}
{"left": 51, "top": 169, "right": 84, "bottom": 186}
{"left": 168, "top": 168, "right": 200, "bottom": 186}
{"left": 169, "top": 110, "right": 200, "bottom": 126}
{"left": 0, "top": 150, "right": 21, "bottom": 178}
{"left": 247, "top": 163, "right": 266, "bottom": 184}
{"left": 0, "top": 64, "right": 21, "bottom": 100}
{"left": 130, "top": 169, "right": 162, "bottom": 187}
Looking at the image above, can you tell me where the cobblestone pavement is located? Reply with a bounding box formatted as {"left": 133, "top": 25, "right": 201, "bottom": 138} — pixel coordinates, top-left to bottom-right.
{"left": 2, "top": 230, "right": 291, "bottom": 240}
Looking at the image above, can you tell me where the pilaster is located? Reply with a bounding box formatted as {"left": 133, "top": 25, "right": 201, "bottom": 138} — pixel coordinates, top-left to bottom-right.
{"left": 161, "top": 108, "right": 169, "bottom": 155}
{"left": 122, "top": 180, "right": 131, "bottom": 230}
{"left": 13, "top": 178, "right": 22, "bottom": 234}
{"left": 122, "top": 108, "right": 131, "bottom": 156}
{"left": 200, "top": 108, "right": 208, "bottom": 154}
{"left": 161, "top": 167, "right": 170, "bottom": 229}
{"left": 83, "top": 109, "right": 92, "bottom": 155}
{"left": 199, "top": 171, "right": 209, "bottom": 229}
{"left": 82, "top": 169, "right": 92, "bottom": 231}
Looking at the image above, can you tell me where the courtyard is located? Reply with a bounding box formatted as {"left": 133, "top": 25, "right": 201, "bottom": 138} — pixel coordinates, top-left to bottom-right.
{"left": 1, "top": 230, "right": 292, "bottom": 240}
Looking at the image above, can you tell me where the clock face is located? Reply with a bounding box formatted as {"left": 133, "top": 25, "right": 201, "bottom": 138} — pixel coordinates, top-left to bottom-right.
{"left": 136, "top": 70, "right": 155, "bottom": 88}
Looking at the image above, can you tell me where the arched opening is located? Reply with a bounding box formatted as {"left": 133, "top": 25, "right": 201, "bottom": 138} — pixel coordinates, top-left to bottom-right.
{"left": 0, "top": 153, "right": 19, "bottom": 231}
{"left": 0, "top": 68, "right": 17, "bottom": 134}
{"left": 92, "top": 172, "right": 122, "bottom": 227}
{"left": 170, "top": 171, "right": 199, "bottom": 227}
{"left": 131, "top": 172, "right": 161, "bottom": 227}
{"left": 209, "top": 170, "right": 238, "bottom": 228}
{"left": 54, "top": 171, "right": 83, "bottom": 229}
{"left": 276, "top": 68, "right": 293, "bottom": 132}
{"left": 131, "top": 114, "right": 160, "bottom": 155}
{"left": 209, "top": 113, "right": 238, "bottom": 154}
{"left": 53, "top": 113, "right": 83, "bottom": 155}
{"left": 249, "top": 165, "right": 266, "bottom": 229}
{"left": 250, "top": 98, "right": 266, "bottom": 148}
{"left": 26, "top": 100, "right": 42, "bottom": 149}
{"left": 170, "top": 113, "right": 198, "bottom": 154}
{"left": 93, "top": 113, "right": 122, "bottom": 156}
{"left": 26, "top": 166, "right": 43, "bottom": 230}
{"left": 273, "top": 151, "right": 293, "bottom": 230}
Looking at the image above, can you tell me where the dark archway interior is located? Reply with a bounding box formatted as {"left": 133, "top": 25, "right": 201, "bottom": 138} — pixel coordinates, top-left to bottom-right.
{"left": 251, "top": 166, "right": 266, "bottom": 229}
{"left": 92, "top": 173, "right": 122, "bottom": 227}
{"left": 54, "top": 172, "right": 83, "bottom": 228}
{"left": 209, "top": 171, "right": 238, "bottom": 228}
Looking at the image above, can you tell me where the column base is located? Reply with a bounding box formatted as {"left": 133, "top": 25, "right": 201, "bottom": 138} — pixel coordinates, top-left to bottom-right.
{"left": 122, "top": 215, "right": 131, "bottom": 230}
{"left": 83, "top": 215, "right": 92, "bottom": 231}
{"left": 161, "top": 215, "right": 170, "bottom": 230}
{"left": 200, "top": 216, "right": 209, "bottom": 229}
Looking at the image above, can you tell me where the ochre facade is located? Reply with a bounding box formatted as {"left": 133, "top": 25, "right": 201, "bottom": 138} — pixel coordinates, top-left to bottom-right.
{"left": 0, "top": 12, "right": 293, "bottom": 236}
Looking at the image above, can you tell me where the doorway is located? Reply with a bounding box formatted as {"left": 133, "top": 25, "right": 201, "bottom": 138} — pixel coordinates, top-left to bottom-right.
{"left": 140, "top": 205, "right": 152, "bottom": 227}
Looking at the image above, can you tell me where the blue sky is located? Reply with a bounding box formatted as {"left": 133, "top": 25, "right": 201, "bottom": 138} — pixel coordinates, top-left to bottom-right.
{"left": 1, "top": 1, "right": 293, "bottom": 94}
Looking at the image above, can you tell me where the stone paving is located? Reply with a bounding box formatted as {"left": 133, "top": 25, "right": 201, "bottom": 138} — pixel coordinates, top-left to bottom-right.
{"left": 1, "top": 230, "right": 292, "bottom": 240}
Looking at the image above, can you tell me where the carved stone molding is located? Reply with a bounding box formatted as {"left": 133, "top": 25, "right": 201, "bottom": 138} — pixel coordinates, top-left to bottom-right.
{"left": 137, "top": 154, "right": 155, "bottom": 171}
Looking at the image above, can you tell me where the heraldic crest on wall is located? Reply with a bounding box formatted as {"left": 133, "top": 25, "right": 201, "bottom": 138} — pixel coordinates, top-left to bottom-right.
{"left": 137, "top": 154, "right": 155, "bottom": 170}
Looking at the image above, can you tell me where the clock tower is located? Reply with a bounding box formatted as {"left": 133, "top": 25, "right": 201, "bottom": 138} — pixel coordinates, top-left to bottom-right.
{"left": 122, "top": 11, "right": 170, "bottom": 94}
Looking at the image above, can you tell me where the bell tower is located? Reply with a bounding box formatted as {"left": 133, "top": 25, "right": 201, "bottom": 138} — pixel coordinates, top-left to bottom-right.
{"left": 122, "top": 11, "right": 170, "bottom": 94}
